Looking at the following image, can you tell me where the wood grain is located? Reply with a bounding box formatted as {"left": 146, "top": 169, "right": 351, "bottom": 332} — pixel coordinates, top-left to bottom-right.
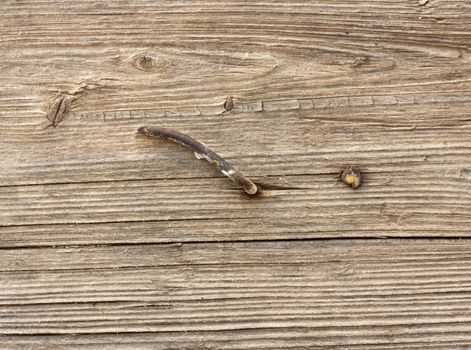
{"left": 1, "top": 0, "right": 470, "bottom": 242}
{"left": 1, "top": 103, "right": 470, "bottom": 244}
{"left": 1, "top": 240, "right": 471, "bottom": 349}
{"left": 1, "top": 0, "right": 471, "bottom": 118}
{"left": 1, "top": 171, "right": 470, "bottom": 246}
{"left": 2, "top": 97, "right": 471, "bottom": 186}
{"left": 2, "top": 0, "right": 471, "bottom": 348}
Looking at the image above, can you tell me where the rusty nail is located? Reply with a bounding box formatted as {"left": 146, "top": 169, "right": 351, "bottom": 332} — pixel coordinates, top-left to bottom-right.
{"left": 137, "top": 126, "right": 258, "bottom": 195}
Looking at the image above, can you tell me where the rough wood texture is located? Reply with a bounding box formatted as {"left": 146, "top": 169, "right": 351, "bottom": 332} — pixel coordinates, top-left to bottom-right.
{"left": 1, "top": 0, "right": 471, "bottom": 348}
{"left": 2, "top": 240, "right": 471, "bottom": 349}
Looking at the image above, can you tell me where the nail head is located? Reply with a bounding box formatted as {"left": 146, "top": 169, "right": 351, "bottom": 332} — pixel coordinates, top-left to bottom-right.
{"left": 341, "top": 165, "right": 362, "bottom": 189}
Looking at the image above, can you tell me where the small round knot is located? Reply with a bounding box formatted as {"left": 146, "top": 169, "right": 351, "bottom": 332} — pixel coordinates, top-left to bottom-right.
{"left": 130, "top": 52, "right": 167, "bottom": 71}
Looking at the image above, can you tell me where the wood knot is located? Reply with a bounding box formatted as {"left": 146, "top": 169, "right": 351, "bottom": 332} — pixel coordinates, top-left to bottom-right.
{"left": 137, "top": 55, "right": 155, "bottom": 69}
{"left": 131, "top": 52, "right": 166, "bottom": 71}
{"left": 45, "top": 95, "right": 74, "bottom": 127}
{"left": 223, "top": 96, "right": 234, "bottom": 112}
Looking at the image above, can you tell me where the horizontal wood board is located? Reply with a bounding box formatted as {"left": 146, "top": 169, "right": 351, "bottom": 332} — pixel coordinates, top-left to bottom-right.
{"left": 1, "top": 0, "right": 471, "bottom": 349}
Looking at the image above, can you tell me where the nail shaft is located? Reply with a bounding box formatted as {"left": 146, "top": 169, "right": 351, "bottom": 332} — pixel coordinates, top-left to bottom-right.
{"left": 137, "top": 126, "right": 258, "bottom": 195}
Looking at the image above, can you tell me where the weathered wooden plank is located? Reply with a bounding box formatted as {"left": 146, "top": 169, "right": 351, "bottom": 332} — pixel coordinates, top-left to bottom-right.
{"left": 1, "top": 102, "right": 470, "bottom": 243}
{"left": 1, "top": 170, "right": 470, "bottom": 244}
{"left": 1, "top": 0, "right": 470, "bottom": 244}
{"left": 1, "top": 1, "right": 471, "bottom": 349}
{"left": 1, "top": 0, "right": 470, "bottom": 118}
{"left": 2, "top": 100, "right": 471, "bottom": 186}
{"left": 3, "top": 334, "right": 471, "bottom": 350}
{"left": 1, "top": 239, "right": 470, "bottom": 349}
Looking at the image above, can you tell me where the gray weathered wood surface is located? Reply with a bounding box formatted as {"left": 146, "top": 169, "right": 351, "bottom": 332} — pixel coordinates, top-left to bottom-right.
{"left": 1, "top": 0, "right": 470, "bottom": 348}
